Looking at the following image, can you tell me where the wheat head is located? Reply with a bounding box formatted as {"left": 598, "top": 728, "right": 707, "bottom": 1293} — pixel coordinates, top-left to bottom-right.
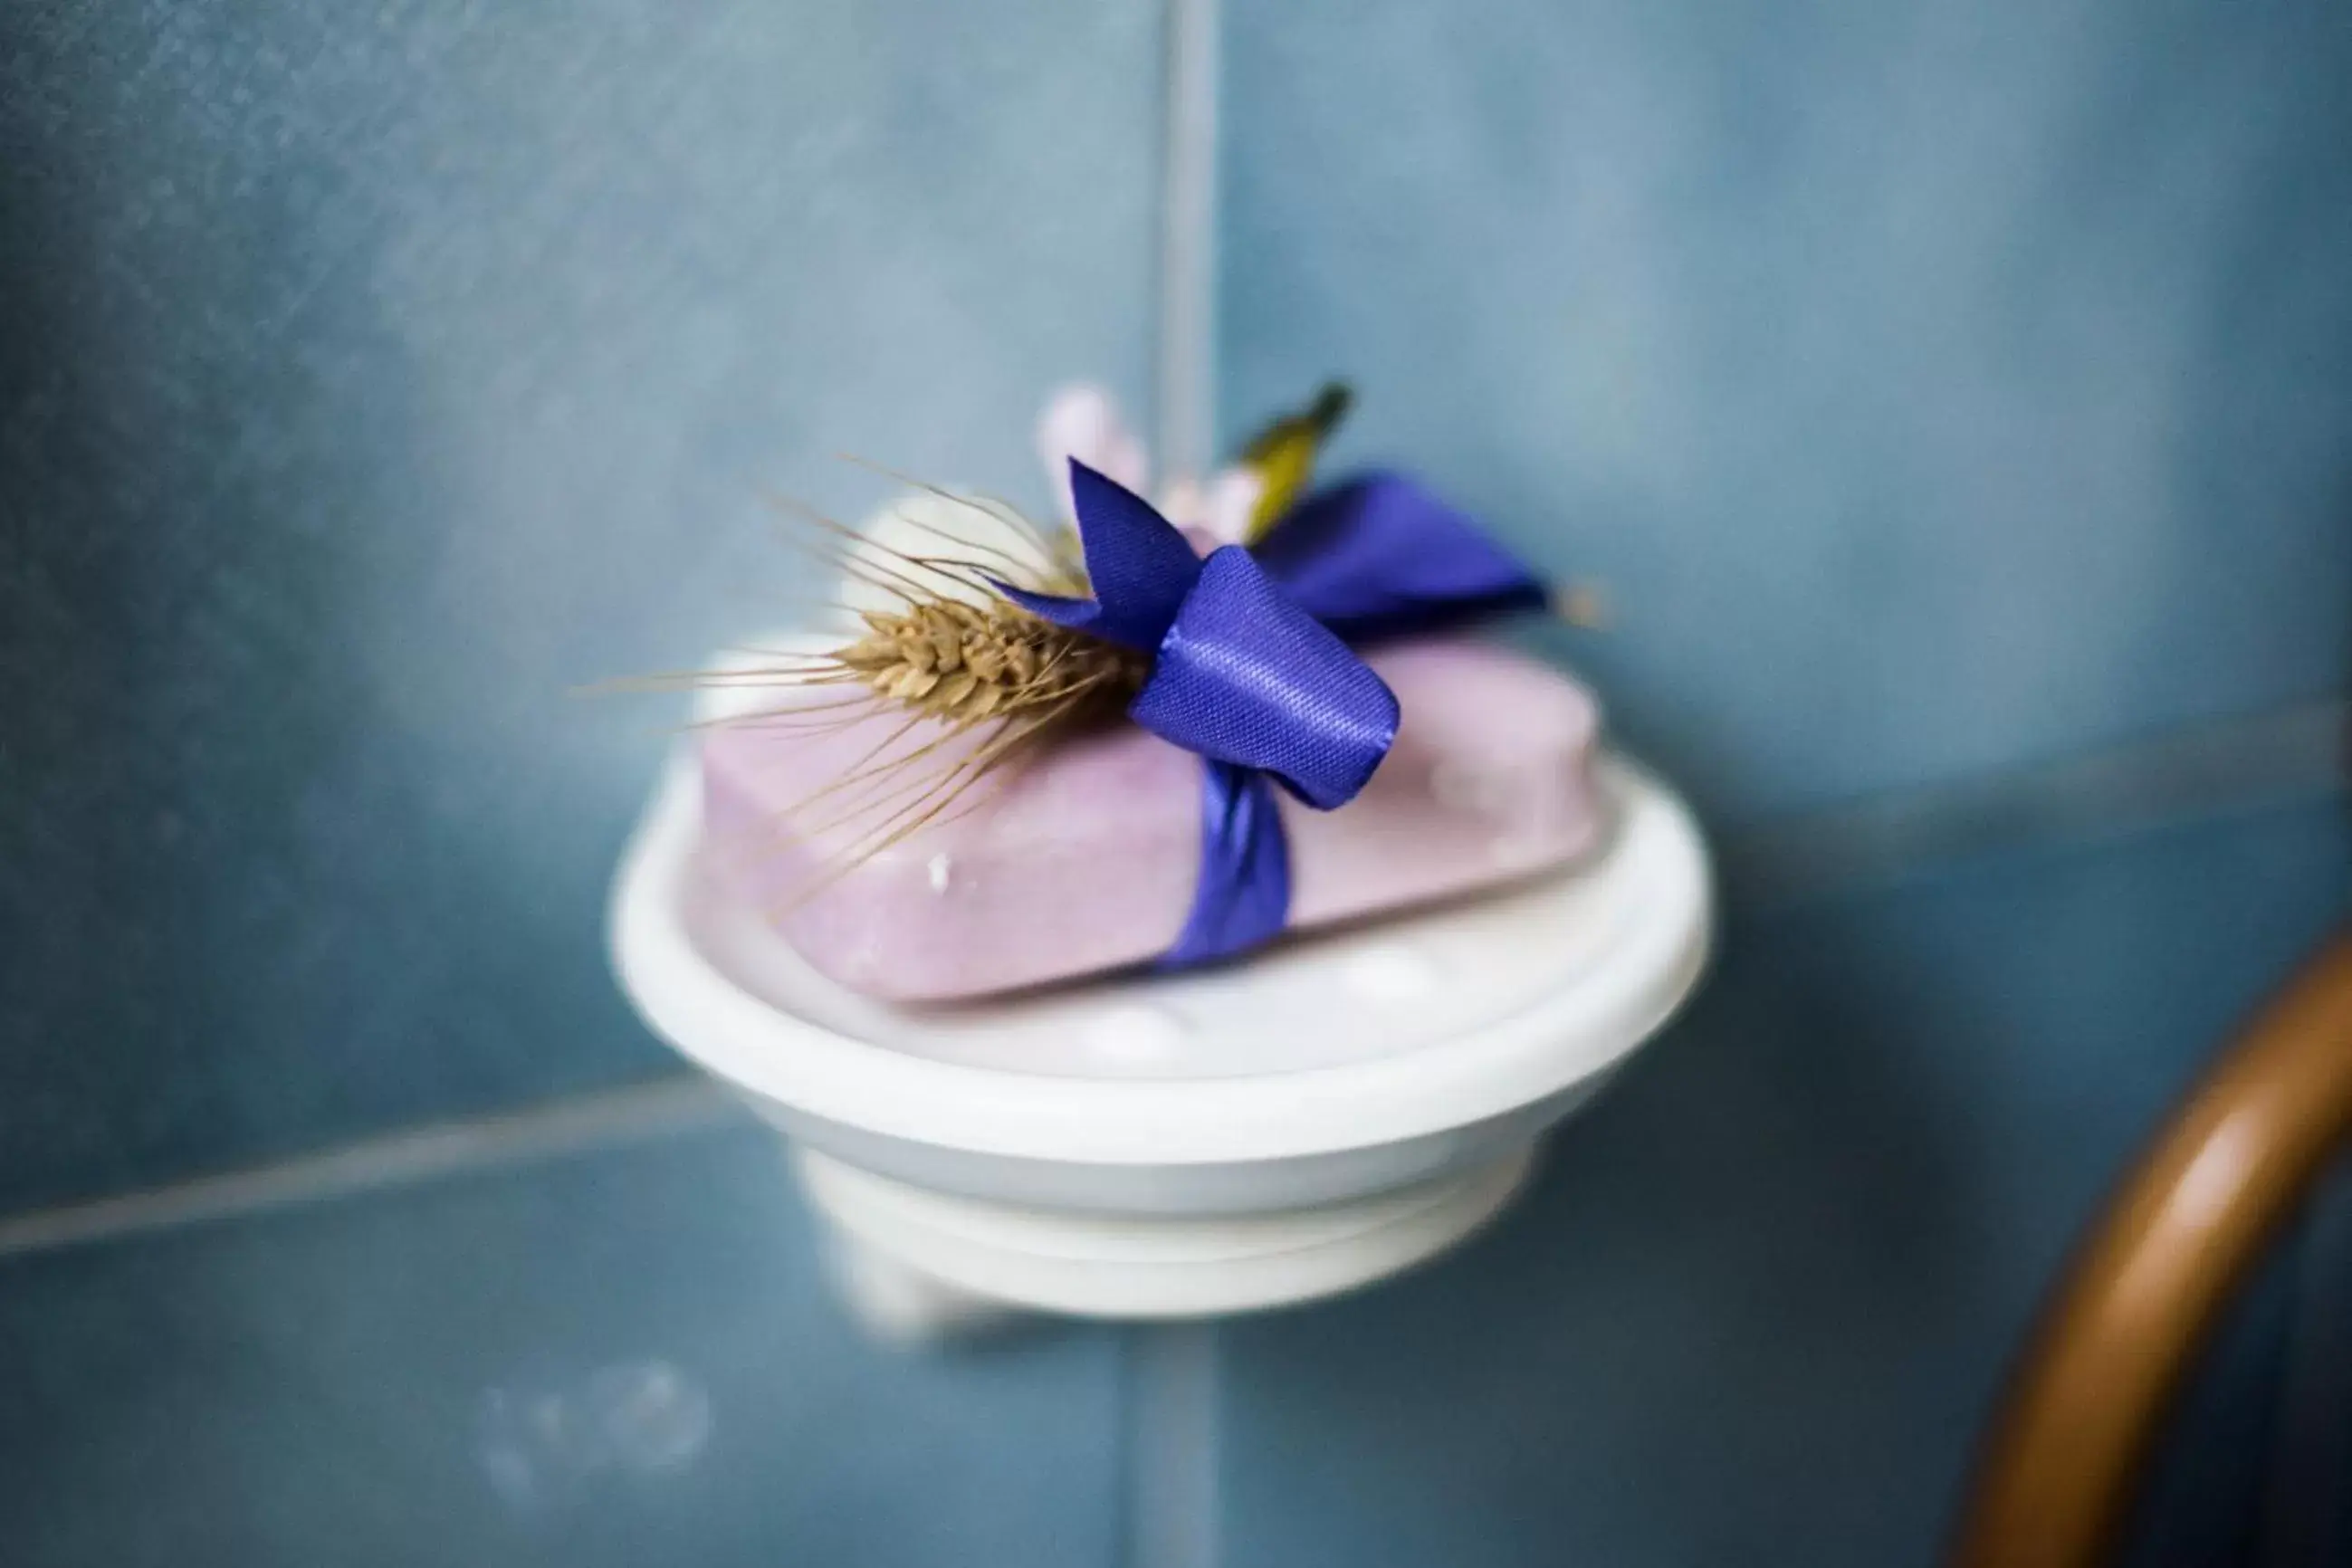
{"left": 831, "top": 598, "right": 1144, "bottom": 725}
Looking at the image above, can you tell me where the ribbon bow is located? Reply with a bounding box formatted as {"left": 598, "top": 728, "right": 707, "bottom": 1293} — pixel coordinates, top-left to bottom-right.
{"left": 1003, "top": 459, "right": 1548, "bottom": 967}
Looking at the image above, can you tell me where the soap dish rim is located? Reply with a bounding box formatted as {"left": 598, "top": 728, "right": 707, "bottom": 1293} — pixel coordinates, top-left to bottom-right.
{"left": 610, "top": 741, "right": 1713, "bottom": 1170}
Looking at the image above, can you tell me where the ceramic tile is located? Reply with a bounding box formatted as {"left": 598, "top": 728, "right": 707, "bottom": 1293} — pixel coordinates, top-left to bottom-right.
{"left": 0, "top": 1123, "right": 1124, "bottom": 1568}
{"left": 0, "top": 0, "right": 1162, "bottom": 1208}
{"left": 1216, "top": 801, "right": 2350, "bottom": 1568}
{"left": 1219, "top": 0, "right": 2352, "bottom": 818}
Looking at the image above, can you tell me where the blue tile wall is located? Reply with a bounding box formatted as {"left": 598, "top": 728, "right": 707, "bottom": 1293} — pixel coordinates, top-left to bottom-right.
{"left": 0, "top": 0, "right": 1162, "bottom": 1209}
{"left": 1215, "top": 801, "right": 2350, "bottom": 1568}
{"left": 0, "top": 1123, "right": 1125, "bottom": 1568}
{"left": 1219, "top": 0, "right": 2352, "bottom": 819}
{"left": 5, "top": 3, "right": 2349, "bottom": 1565}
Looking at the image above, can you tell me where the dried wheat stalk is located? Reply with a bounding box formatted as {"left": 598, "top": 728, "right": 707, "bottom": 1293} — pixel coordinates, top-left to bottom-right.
{"left": 613, "top": 487, "right": 1143, "bottom": 903}
{"left": 832, "top": 598, "right": 1143, "bottom": 722}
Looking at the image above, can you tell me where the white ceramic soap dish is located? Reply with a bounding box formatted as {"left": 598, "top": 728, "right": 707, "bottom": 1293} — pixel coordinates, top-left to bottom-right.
{"left": 608, "top": 663, "right": 1712, "bottom": 1335}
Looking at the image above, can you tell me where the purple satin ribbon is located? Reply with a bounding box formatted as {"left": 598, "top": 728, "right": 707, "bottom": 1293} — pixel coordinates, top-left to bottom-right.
{"left": 1002, "top": 459, "right": 1545, "bottom": 970}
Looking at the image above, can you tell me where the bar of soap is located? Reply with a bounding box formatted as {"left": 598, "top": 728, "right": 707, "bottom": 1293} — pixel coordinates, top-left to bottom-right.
{"left": 698, "top": 637, "right": 1603, "bottom": 1001}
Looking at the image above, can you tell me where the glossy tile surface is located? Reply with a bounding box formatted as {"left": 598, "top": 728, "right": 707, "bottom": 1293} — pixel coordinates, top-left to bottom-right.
{"left": 0, "top": 0, "right": 1161, "bottom": 1207}
{"left": 1216, "top": 802, "right": 2350, "bottom": 1568}
{"left": 0, "top": 1123, "right": 1123, "bottom": 1568}
{"left": 1220, "top": 0, "right": 2352, "bottom": 817}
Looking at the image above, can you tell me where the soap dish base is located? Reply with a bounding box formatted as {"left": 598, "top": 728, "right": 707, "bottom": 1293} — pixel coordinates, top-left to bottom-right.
{"left": 611, "top": 717, "right": 1711, "bottom": 1345}
{"left": 796, "top": 1144, "right": 1535, "bottom": 1333}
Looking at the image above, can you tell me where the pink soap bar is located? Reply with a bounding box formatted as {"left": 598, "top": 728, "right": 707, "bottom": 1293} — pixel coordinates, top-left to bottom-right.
{"left": 698, "top": 638, "right": 1603, "bottom": 1001}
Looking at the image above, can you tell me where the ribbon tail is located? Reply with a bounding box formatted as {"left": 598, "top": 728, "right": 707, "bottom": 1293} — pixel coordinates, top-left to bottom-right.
{"left": 1157, "top": 760, "right": 1292, "bottom": 970}
{"left": 1253, "top": 472, "right": 1550, "bottom": 643}
{"left": 996, "top": 459, "right": 1200, "bottom": 652}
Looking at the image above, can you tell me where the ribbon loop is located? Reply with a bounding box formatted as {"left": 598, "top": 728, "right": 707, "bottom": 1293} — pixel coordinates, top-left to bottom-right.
{"left": 1131, "top": 546, "right": 1399, "bottom": 810}
{"left": 990, "top": 453, "right": 1541, "bottom": 970}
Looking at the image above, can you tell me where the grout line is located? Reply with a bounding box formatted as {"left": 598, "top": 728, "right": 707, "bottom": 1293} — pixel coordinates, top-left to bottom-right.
{"left": 1155, "top": 0, "right": 1219, "bottom": 478}
{"left": 1135, "top": 5, "right": 1224, "bottom": 1565}
{"left": 1723, "top": 697, "right": 2347, "bottom": 904}
{"left": 1129, "top": 1323, "right": 1221, "bottom": 1568}
{"left": 0, "top": 1076, "right": 743, "bottom": 1262}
